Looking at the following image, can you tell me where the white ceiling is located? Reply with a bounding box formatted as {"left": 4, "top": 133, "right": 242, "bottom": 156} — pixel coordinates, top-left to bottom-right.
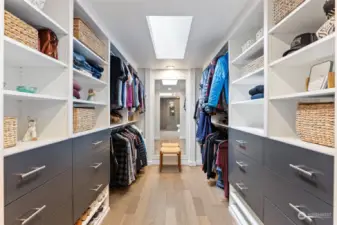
{"left": 84, "top": 0, "right": 249, "bottom": 69}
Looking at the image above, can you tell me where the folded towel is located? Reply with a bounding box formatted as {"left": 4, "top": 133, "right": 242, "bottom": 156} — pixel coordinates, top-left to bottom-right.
{"left": 73, "top": 80, "right": 81, "bottom": 91}
{"left": 249, "top": 85, "right": 264, "bottom": 96}
{"left": 73, "top": 89, "right": 81, "bottom": 99}
{"left": 251, "top": 93, "right": 264, "bottom": 100}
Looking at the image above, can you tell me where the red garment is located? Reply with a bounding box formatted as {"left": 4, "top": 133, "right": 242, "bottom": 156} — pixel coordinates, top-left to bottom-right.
{"left": 217, "top": 141, "right": 229, "bottom": 199}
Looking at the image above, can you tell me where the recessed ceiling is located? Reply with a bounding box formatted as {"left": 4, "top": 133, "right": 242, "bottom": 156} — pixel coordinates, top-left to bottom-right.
{"left": 83, "top": 0, "right": 250, "bottom": 69}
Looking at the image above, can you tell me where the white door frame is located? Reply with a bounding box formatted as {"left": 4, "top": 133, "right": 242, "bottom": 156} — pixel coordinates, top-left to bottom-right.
{"left": 145, "top": 69, "right": 197, "bottom": 166}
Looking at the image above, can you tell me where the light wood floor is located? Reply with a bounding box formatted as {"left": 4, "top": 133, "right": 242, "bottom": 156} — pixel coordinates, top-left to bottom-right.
{"left": 102, "top": 166, "right": 232, "bottom": 225}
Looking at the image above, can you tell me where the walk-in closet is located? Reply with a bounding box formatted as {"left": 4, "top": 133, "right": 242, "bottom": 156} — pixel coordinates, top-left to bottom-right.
{"left": 0, "top": 0, "right": 336, "bottom": 225}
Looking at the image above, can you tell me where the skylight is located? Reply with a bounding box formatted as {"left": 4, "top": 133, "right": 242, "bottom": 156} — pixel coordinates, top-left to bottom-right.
{"left": 147, "top": 16, "right": 193, "bottom": 59}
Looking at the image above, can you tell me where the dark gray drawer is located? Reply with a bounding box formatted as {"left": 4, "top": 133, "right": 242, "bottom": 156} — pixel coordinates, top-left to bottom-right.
{"left": 47, "top": 200, "right": 72, "bottom": 225}
{"left": 5, "top": 140, "right": 72, "bottom": 205}
{"left": 73, "top": 178, "right": 108, "bottom": 222}
{"left": 229, "top": 128, "right": 263, "bottom": 163}
{"left": 229, "top": 147, "right": 262, "bottom": 186}
{"left": 264, "top": 198, "right": 296, "bottom": 225}
{"left": 229, "top": 151, "right": 263, "bottom": 220}
{"left": 73, "top": 129, "right": 111, "bottom": 163}
{"left": 264, "top": 138, "right": 334, "bottom": 205}
{"left": 5, "top": 169, "right": 72, "bottom": 225}
{"left": 73, "top": 148, "right": 110, "bottom": 190}
{"left": 263, "top": 169, "right": 333, "bottom": 225}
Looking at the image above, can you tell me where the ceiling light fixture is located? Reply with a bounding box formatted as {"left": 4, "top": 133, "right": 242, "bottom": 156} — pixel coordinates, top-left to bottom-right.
{"left": 168, "top": 88, "right": 172, "bottom": 90}
{"left": 162, "top": 79, "right": 178, "bottom": 86}
{"left": 147, "top": 16, "right": 193, "bottom": 59}
{"left": 166, "top": 66, "right": 175, "bottom": 69}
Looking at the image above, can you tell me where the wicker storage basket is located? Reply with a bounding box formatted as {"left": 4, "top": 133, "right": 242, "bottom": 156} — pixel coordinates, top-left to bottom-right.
{"left": 27, "top": 0, "right": 46, "bottom": 10}
{"left": 73, "top": 107, "right": 96, "bottom": 133}
{"left": 296, "top": 102, "right": 334, "bottom": 147}
{"left": 241, "top": 55, "right": 264, "bottom": 75}
{"left": 273, "top": 0, "right": 305, "bottom": 25}
{"left": 4, "top": 10, "right": 38, "bottom": 50}
{"left": 4, "top": 117, "right": 17, "bottom": 148}
{"left": 74, "top": 18, "right": 106, "bottom": 60}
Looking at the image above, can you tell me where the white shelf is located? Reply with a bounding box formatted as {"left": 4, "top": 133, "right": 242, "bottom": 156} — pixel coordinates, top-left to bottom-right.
{"left": 270, "top": 136, "right": 335, "bottom": 156}
{"left": 270, "top": 89, "right": 335, "bottom": 100}
{"left": 73, "top": 38, "right": 108, "bottom": 65}
{"left": 232, "top": 68, "right": 264, "bottom": 85}
{"left": 232, "top": 37, "right": 264, "bottom": 65}
{"left": 269, "top": 34, "right": 335, "bottom": 68}
{"left": 232, "top": 99, "right": 264, "bottom": 105}
{"left": 231, "top": 126, "right": 265, "bottom": 137}
{"left": 212, "top": 122, "right": 228, "bottom": 129}
{"left": 73, "top": 69, "right": 108, "bottom": 88}
{"left": 4, "top": 137, "right": 68, "bottom": 157}
{"left": 110, "top": 120, "right": 138, "bottom": 129}
{"left": 5, "top": 0, "right": 68, "bottom": 35}
{"left": 72, "top": 127, "right": 110, "bottom": 138}
{"left": 269, "top": 0, "right": 327, "bottom": 37}
{"left": 4, "top": 90, "right": 67, "bottom": 101}
{"left": 73, "top": 99, "right": 107, "bottom": 106}
{"left": 4, "top": 37, "right": 68, "bottom": 68}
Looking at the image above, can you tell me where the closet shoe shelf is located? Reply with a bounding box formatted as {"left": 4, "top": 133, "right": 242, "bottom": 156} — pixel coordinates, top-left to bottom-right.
{"left": 4, "top": 37, "right": 68, "bottom": 68}
{"left": 4, "top": 90, "right": 68, "bottom": 101}
{"left": 73, "top": 38, "right": 108, "bottom": 65}
{"left": 231, "top": 37, "right": 264, "bottom": 65}
{"left": 270, "top": 89, "right": 335, "bottom": 100}
{"left": 5, "top": 0, "right": 68, "bottom": 36}
{"left": 269, "top": 34, "right": 335, "bottom": 68}
{"left": 73, "top": 69, "right": 108, "bottom": 87}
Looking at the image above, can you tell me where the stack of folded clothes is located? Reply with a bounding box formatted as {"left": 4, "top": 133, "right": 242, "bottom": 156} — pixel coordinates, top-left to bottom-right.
{"left": 249, "top": 85, "right": 264, "bottom": 100}
{"left": 73, "top": 80, "right": 81, "bottom": 99}
{"left": 73, "top": 52, "right": 104, "bottom": 80}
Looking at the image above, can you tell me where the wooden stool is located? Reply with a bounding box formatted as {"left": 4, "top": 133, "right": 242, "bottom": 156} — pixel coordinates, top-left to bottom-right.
{"left": 161, "top": 142, "right": 179, "bottom": 147}
{"left": 160, "top": 147, "right": 181, "bottom": 172}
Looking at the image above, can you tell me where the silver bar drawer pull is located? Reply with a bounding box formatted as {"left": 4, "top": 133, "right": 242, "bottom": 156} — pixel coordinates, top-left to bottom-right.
{"left": 91, "top": 162, "right": 103, "bottom": 169}
{"left": 19, "top": 205, "right": 46, "bottom": 225}
{"left": 289, "top": 164, "right": 316, "bottom": 178}
{"left": 236, "top": 161, "right": 248, "bottom": 168}
{"left": 92, "top": 141, "right": 103, "bottom": 146}
{"left": 235, "top": 183, "right": 248, "bottom": 191}
{"left": 289, "top": 203, "right": 314, "bottom": 223}
{"left": 91, "top": 184, "right": 103, "bottom": 192}
{"left": 236, "top": 140, "right": 247, "bottom": 145}
{"left": 18, "top": 165, "right": 46, "bottom": 179}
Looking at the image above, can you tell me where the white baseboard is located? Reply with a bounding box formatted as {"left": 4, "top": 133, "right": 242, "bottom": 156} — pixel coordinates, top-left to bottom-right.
{"left": 196, "top": 159, "right": 203, "bottom": 166}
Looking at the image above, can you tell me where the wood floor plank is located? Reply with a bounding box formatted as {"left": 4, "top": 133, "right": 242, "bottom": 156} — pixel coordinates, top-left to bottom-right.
{"left": 198, "top": 216, "right": 212, "bottom": 225}
{"left": 165, "top": 208, "right": 178, "bottom": 225}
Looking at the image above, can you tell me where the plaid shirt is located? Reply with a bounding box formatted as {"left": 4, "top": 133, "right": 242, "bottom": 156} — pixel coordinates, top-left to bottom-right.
{"left": 113, "top": 134, "right": 130, "bottom": 186}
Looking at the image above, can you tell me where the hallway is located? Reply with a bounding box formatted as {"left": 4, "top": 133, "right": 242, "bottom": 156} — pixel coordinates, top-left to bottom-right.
{"left": 102, "top": 166, "right": 232, "bottom": 225}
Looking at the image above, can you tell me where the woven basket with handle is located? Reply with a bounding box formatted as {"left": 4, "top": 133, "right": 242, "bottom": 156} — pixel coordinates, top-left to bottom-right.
{"left": 4, "top": 117, "right": 17, "bottom": 149}
{"left": 296, "top": 102, "right": 334, "bottom": 147}
{"left": 4, "top": 10, "right": 38, "bottom": 50}
{"left": 74, "top": 18, "right": 106, "bottom": 60}
{"left": 73, "top": 108, "right": 96, "bottom": 133}
{"left": 273, "top": 0, "right": 305, "bottom": 25}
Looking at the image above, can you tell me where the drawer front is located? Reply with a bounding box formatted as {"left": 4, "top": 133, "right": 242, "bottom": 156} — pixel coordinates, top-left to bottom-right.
{"left": 73, "top": 129, "right": 111, "bottom": 162}
{"left": 73, "top": 179, "right": 109, "bottom": 222}
{"left": 5, "top": 140, "right": 72, "bottom": 205}
{"left": 264, "top": 169, "right": 333, "bottom": 225}
{"left": 264, "top": 138, "right": 334, "bottom": 205}
{"left": 229, "top": 128, "right": 263, "bottom": 163}
{"left": 264, "top": 198, "right": 296, "bottom": 225}
{"left": 5, "top": 170, "right": 72, "bottom": 225}
{"left": 229, "top": 151, "right": 263, "bottom": 220}
{"left": 229, "top": 147, "right": 262, "bottom": 186}
{"left": 73, "top": 148, "right": 110, "bottom": 190}
{"left": 48, "top": 200, "right": 72, "bottom": 225}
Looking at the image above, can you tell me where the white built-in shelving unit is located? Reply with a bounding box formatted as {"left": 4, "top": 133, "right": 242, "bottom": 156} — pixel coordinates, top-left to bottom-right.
{"left": 228, "top": 0, "right": 336, "bottom": 157}
{"left": 0, "top": 0, "right": 140, "bottom": 224}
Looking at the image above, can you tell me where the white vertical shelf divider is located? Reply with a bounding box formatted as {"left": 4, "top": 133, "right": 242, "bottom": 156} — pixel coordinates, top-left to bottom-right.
{"left": 0, "top": 0, "right": 4, "bottom": 223}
